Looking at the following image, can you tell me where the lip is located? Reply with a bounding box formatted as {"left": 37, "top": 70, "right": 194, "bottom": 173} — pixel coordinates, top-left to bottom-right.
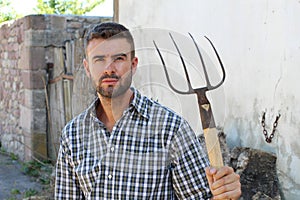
{"left": 101, "top": 78, "right": 119, "bottom": 84}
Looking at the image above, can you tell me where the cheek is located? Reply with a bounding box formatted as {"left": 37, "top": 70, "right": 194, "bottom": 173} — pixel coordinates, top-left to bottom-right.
{"left": 116, "top": 63, "right": 132, "bottom": 74}
{"left": 89, "top": 64, "right": 104, "bottom": 75}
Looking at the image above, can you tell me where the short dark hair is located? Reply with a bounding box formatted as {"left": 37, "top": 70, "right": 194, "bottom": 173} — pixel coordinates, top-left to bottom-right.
{"left": 85, "top": 22, "right": 135, "bottom": 58}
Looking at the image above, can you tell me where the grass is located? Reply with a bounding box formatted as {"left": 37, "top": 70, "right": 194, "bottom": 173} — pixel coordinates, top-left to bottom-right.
{"left": 9, "top": 188, "right": 39, "bottom": 199}
{"left": 10, "top": 188, "right": 21, "bottom": 195}
{"left": 24, "top": 188, "right": 38, "bottom": 198}
{"left": 21, "top": 159, "right": 55, "bottom": 199}
{"left": 21, "top": 159, "right": 53, "bottom": 185}
{"left": 1, "top": 147, "right": 54, "bottom": 199}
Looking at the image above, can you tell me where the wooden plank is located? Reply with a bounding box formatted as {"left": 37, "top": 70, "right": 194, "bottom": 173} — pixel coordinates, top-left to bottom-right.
{"left": 65, "top": 41, "right": 73, "bottom": 74}
{"left": 48, "top": 80, "right": 65, "bottom": 161}
{"left": 72, "top": 38, "right": 95, "bottom": 117}
{"left": 47, "top": 47, "right": 66, "bottom": 161}
{"left": 63, "top": 79, "right": 72, "bottom": 123}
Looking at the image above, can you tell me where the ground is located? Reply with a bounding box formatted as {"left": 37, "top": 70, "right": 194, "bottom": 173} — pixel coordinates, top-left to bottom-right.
{"left": 0, "top": 152, "right": 54, "bottom": 200}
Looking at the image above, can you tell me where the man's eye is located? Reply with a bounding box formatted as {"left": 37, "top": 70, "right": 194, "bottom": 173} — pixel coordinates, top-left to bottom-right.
{"left": 115, "top": 56, "right": 125, "bottom": 61}
{"left": 94, "top": 58, "right": 104, "bottom": 62}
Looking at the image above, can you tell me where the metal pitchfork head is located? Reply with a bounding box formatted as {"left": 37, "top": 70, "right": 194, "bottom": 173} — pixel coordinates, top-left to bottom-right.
{"left": 153, "top": 33, "right": 226, "bottom": 168}
{"left": 153, "top": 33, "right": 225, "bottom": 95}
{"left": 153, "top": 33, "right": 226, "bottom": 130}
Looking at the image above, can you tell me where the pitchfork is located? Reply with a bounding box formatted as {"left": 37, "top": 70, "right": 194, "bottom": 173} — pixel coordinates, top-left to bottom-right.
{"left": 153, "top": 33, "right": 225, "bottom": 168}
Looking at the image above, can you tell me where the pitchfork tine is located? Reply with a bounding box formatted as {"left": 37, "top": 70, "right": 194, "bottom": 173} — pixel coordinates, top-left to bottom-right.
{"left": 153, "top": 40, "right": 187, "bottom": 94}
{"left": 203, "top": 36, "right": 226, "bottom": 89}
{"left": 189, "top": 32, "right": 225, "bottom": 90}
{"left": 169, "top": 33, "right": 193, "bottom": 92}
{"left": 154, "top": 33, "right": 225, "bottom": 94}
{"left": 188, "top": 33, "right": 212, "bottom": 89}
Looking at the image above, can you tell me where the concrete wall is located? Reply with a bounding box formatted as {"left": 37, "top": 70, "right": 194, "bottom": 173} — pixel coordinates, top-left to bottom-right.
{"left": 118, "top": 0, "right": 300, "bottom": 199}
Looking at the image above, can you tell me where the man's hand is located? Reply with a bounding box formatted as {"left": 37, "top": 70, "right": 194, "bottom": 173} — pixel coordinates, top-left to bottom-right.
{"left": 205, "top": 166, "right": 241, "bottom": 200}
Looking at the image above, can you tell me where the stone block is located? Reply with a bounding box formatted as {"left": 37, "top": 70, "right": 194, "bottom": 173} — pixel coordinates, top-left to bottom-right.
{"left": 19, "top": 46, "right": 45, "bottom": 70}
{"left": 24, "top": 30, "right": 46, "bottom": 47}
{"left": 49, "top": 15, "right": 66, "bottom": 30}
{"left": 23, "top": 130, "right": 33, "bottom": 161}
{"left": 21, "top": 69, "right": 47, "bottom": 89}
{"left": 45, "top": 30, "right": 68, "bottom": 46}
{"left": 23, "top": 130, "right": 47, "bottom": 161}
{"left": 23, "top": 15, "right": 46, "bottom": 30}
{"left": 25, "top": 29, "right": 69, "bottom": 47}
{"left": 67, "top": 21, "right": 83, "bottom": 29}
{"left": 32, "top": 132, "right": 47, "bottom": 160}
{"left": 24, "top": 89, "right": 46, "bottom": 109}
{"left": 230, "top": 147, "right": 281, "bottom": 199}
{"left": 20, "top": 105, "right": 47, "bottom": 133}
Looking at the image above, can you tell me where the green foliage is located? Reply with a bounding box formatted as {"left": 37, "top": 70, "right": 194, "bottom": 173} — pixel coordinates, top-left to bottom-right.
{"left": 0, "top": 146, "right": 6, "bottom": 153}
{"left": 10, "top": 188, "right": 21, "bottom": 195}
{"left": 10, "top": 152, "right": 18, "bottom": 160}
{"left": 24, "top": 188, "right": 38, "bottom": 198}
{"left": 21, "top": 159, "right": 53, "bottom": 185}
{"left": 35, "top": 0, "right": 105, "bottom": 15}
{"left": 10, "top": 188, "right": 38, "bottom": 198}
{"left": 22, "top": 160, "right": 43, "bottom": 177}
{"left": 0, "top": 0, "right": 18, "bottom": 23}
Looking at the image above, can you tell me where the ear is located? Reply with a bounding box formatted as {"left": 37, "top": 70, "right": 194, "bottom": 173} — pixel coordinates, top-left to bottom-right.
{"left": 83, "top": 58, "right": 91, "bottom": 77}
{"left": 131, "top": 57, "right": 138, "bottom": 74}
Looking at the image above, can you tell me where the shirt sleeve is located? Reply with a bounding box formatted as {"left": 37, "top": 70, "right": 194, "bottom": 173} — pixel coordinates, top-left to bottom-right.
{"left": 55, "top": 132, "right": 84, "bottom": 199}
{"left": 170, "top": 119, "right": 212, "bottom": 199}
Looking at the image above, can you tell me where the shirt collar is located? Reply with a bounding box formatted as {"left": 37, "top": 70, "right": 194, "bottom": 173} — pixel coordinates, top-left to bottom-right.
{"left": 129, "top": 87, "right": 150, "bottom": 120}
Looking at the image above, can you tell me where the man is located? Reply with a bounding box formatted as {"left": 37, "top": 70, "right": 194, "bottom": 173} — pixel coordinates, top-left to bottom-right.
{"left": 55, "top": 22, "right": 241, "bottom": 199}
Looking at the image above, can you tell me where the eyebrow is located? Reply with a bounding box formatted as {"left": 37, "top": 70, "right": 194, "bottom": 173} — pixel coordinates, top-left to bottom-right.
{"left": 111, "top": 53, "right": 128, "bottom": 59}
{"left": 92, "top": 55, "right": 105, "bottom": 60}
{"left": 92, "top": 53, "right": 128, "bottom": 60}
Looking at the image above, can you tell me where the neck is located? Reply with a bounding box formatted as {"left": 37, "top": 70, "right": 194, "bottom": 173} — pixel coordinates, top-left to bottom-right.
{"left": 97, "top": 89, "right": 133, "bottom": 131}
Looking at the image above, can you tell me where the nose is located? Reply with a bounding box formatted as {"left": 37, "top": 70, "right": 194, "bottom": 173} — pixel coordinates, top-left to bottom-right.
{"left": 104, "top": 59, "right": 116, "bottom": 73}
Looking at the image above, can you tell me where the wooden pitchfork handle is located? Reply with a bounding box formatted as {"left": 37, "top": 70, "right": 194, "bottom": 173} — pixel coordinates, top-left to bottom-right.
{"left": 196, "top": 89, "right": 224, "bottom": 168}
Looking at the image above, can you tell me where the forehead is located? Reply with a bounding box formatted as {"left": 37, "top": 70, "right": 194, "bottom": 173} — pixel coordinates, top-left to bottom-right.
{"left": 86, "top": 38, "right": 132, "bottom": 57}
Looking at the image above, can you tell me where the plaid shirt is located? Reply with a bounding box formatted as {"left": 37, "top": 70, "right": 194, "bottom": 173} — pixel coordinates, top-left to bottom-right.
{"left": 55, "top": 88, "right": 212, "bottom": 199}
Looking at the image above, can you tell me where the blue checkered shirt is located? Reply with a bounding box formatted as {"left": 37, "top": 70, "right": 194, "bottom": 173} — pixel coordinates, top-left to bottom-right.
{"left": 55, "top": 88, "right": 211, "bottom": 199}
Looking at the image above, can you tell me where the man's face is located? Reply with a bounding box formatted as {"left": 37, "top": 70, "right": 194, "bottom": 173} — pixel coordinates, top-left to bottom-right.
{"left": 84, "top": 38, "right": 138, "bottom": 98}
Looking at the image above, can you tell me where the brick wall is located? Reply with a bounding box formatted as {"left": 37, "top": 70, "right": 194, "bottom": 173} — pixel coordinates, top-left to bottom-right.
{"left": 0, "top": 15, "right": 111, "bottom": 161}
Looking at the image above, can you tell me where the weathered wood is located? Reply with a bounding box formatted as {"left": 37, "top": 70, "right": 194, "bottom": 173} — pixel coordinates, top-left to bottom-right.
{"left": 72, "top": 38, "right": 95, "bottom": 117}
{"left": 65, "top": 41, "right": 73, "bottom": 74}
{"left": 47, "top": 47, "right": 66, "bottom": 161}
{"left": 63, "top": 79, "right": 72, "bottom": 123}
{"left": 47, "top": 39, "right": 95, "bottom": 161}
{"left": 72, "top": 66, "right": 96, "bottom": 117}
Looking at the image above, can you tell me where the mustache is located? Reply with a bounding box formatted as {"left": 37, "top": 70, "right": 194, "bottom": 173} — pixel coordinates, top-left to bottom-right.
{"left": 99, "top": 74, "right": 120, "bottom": 81}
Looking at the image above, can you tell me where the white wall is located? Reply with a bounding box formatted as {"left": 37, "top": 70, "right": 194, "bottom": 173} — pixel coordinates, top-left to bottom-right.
{"left": 118, "top": 0, "right": 300, "bottom": 199}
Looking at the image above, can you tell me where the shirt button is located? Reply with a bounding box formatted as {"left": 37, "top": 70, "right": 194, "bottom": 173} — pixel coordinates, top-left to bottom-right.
{"left": 108, "top": 174, "right": 112, "bottom": 179}
{"left": 110, "top": 147, "right": 115, "bottom": 152}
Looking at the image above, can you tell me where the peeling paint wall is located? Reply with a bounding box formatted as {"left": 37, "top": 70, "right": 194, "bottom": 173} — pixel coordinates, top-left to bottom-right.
{"left": 118, "top": 0, "right": 300, "bottom": 199}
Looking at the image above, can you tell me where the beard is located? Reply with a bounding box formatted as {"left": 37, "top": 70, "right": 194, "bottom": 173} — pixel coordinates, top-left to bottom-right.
{"left": 95, "top": 70, "right": 133, "bottom": 98}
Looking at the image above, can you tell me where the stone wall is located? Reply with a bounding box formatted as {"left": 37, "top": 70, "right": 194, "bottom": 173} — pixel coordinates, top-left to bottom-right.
{"left": 0, "top": 15, "right": 111, "bottom": 161}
